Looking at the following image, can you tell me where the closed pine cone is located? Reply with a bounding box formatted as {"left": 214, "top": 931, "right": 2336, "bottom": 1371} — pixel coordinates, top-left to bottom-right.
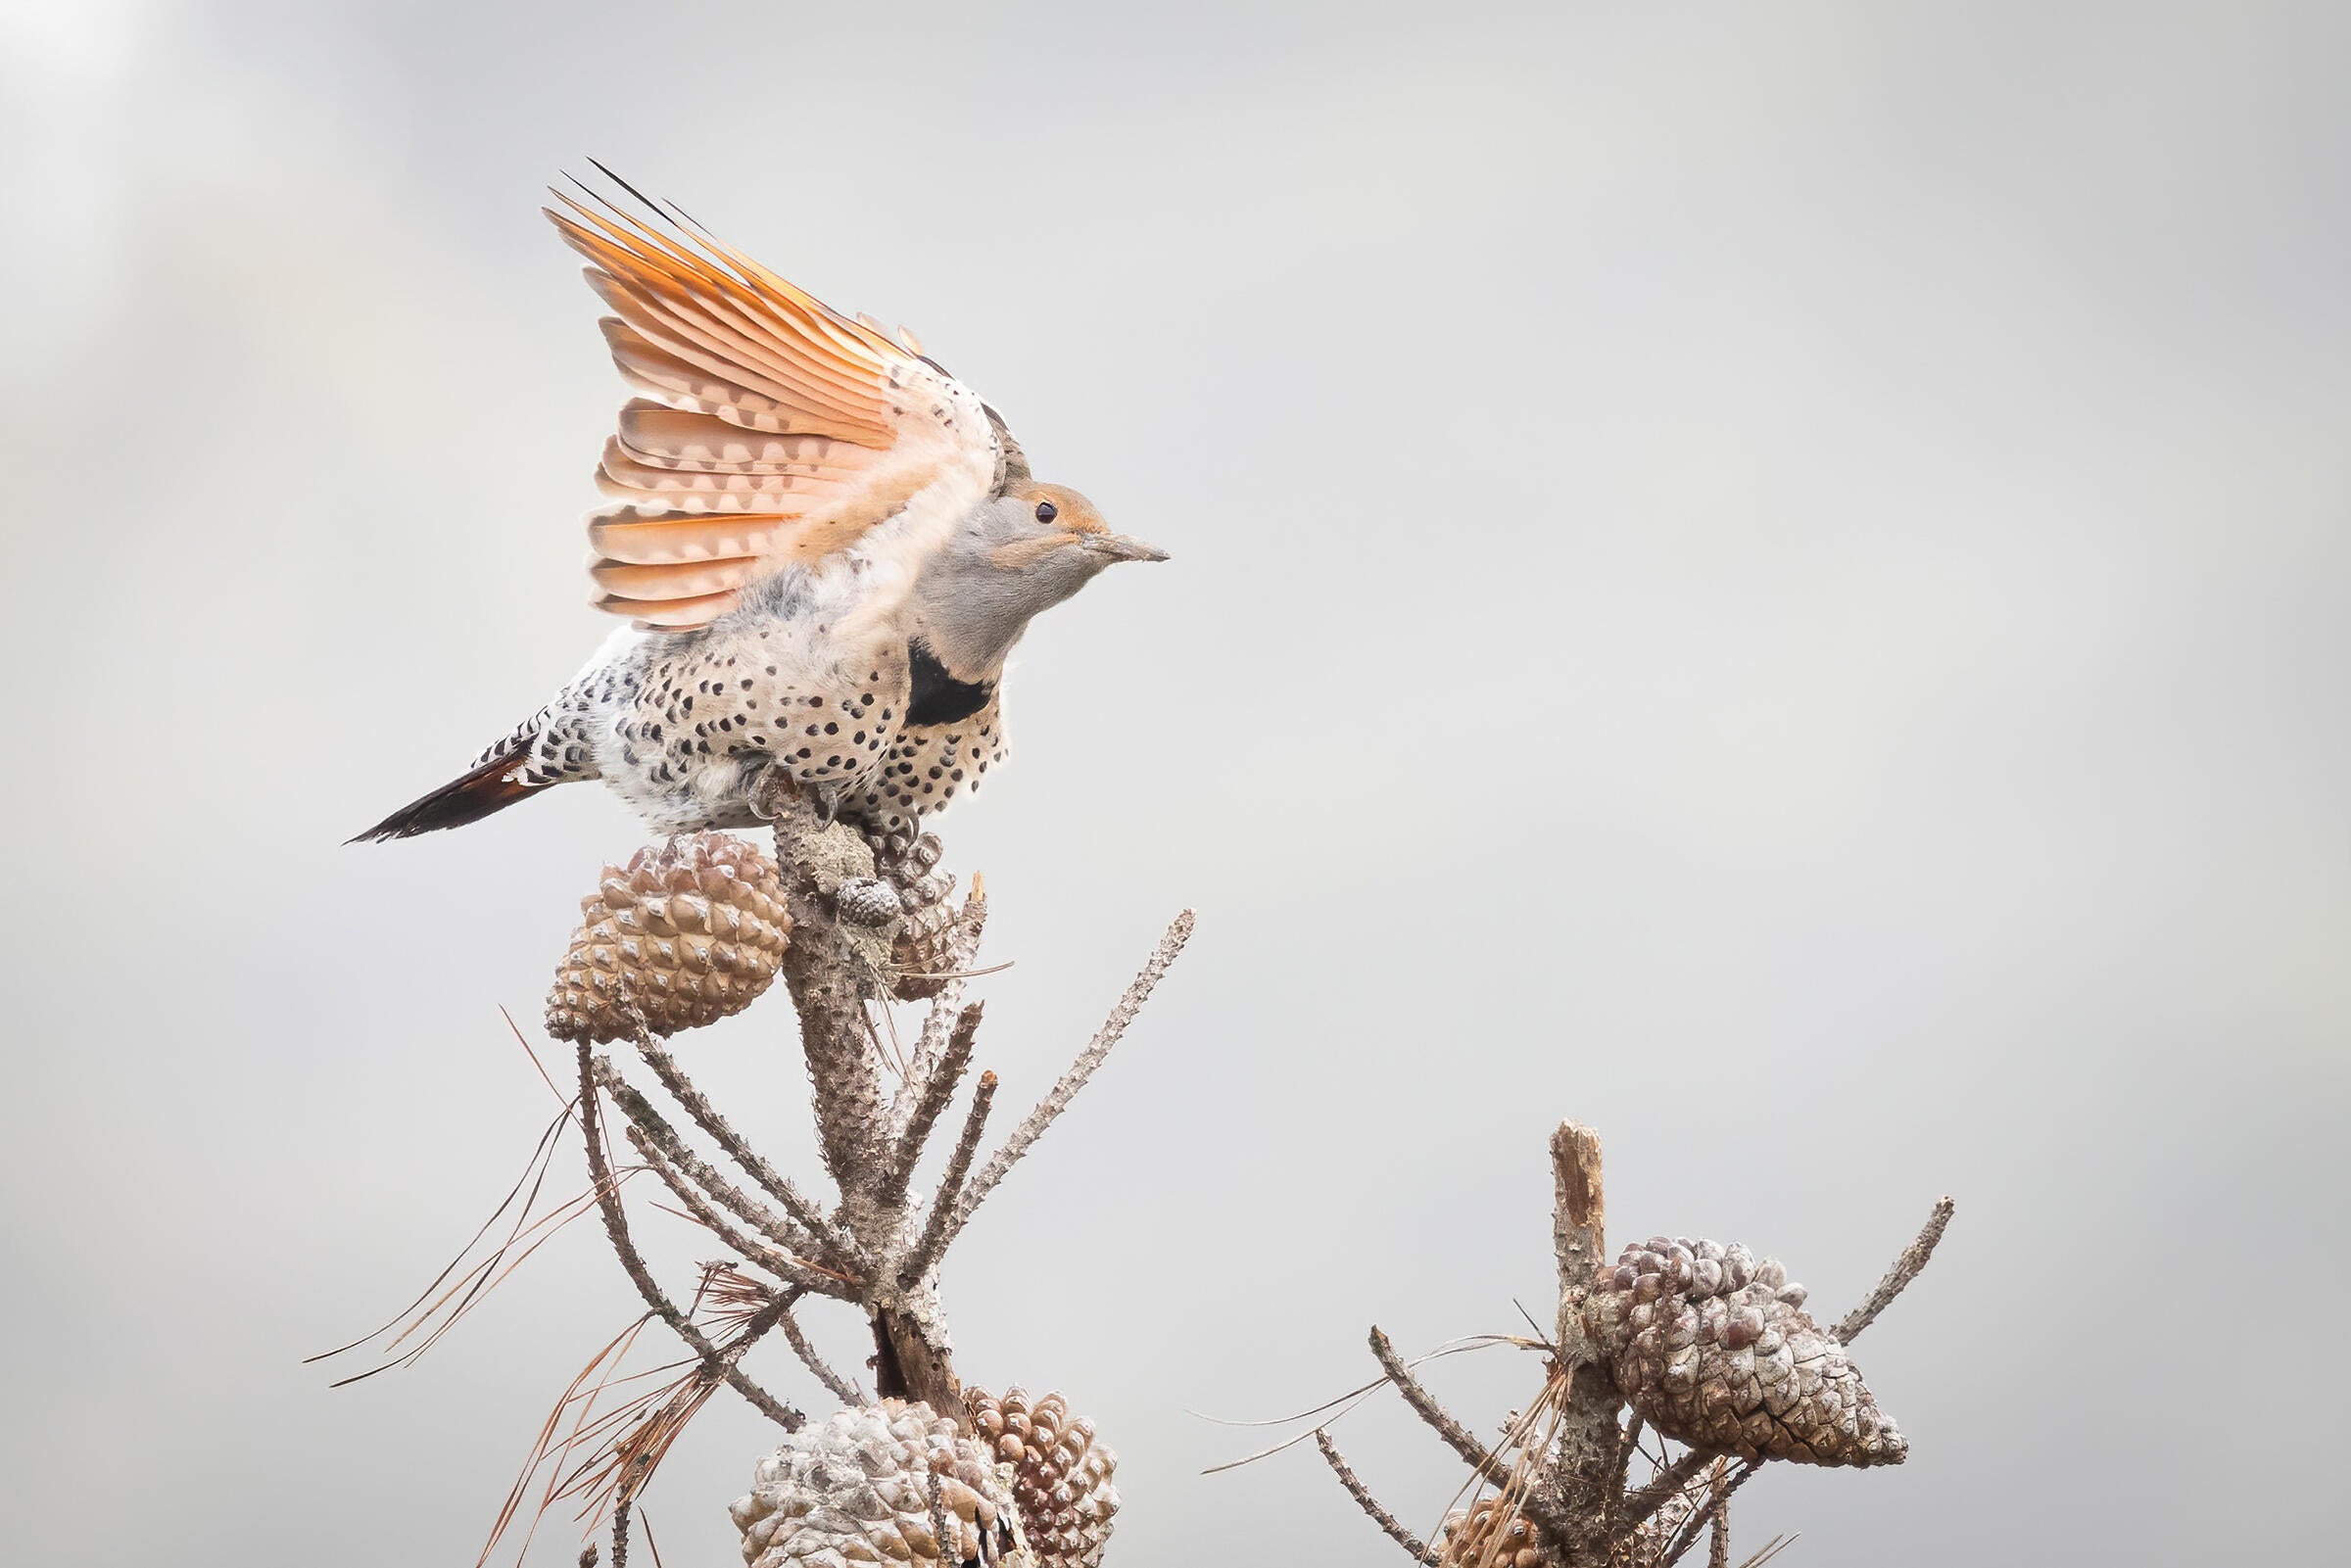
{"left": 546, "top": 832, "right": 791, "bottom": 1044}
{"left": 1435, "top": 1495, "right": 1548, "bottom": 1568}
{"left": 1583, "top": 1237, "right": 1906, "bottom": 1467}
{"left": 869, "top": 829, "right": 963, "bottom": 1000}
{"left": 729, "top": 1401, "right": 1028, "bottom": 1567}
{"left": 962, "top": 1386, "right": 1119, "bottom": 1568}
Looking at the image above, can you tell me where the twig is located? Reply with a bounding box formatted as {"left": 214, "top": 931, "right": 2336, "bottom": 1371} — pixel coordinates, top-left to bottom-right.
{"left": 594, "top": 1059, "right": 845, "bottom": 1273}
{"left": 1314, "top": 1430, "right": 1436, "bottom": 1564}
{"left": 1544, "top": 1120, "right": 1623, "bottom": 1560}
{"left": 609, "top": 1497, "right": 630, "bottom": 1568}
{"left": 1615, "top": 1448, "right": 1717, "bottom": 1537}
{"left": 874, "top": 1003, "right": 982, "bottom": 1214}
{"left": 901, "top": 1071, "right": 997, "bottom": 1289}
{"left": 889, "top": 882, "right": 989, "bottom": 1133}
{"left": 576, "top": 1044, "right": 801, "bottom": 1432}
{"left": 1367, "top": 1325, "right": 1513, "bottom": 1491}
{"left": 778, "top": 1300, "right": 866, "bottom": 1406}
{"left": 623, "top": 1126, "right": 853, "bottom": 1301}
{"left": 1659, "top": 1462, "right": 1756, "bottom": 1567}
{"left": 1601, "top": 1414, "right": 1645, "bottom": 1538}
{"left": 628, "top": 1035, "right": 858, "bottom": 1263}
{"left": 945, "top": 910, "right": 1193, "bottom": 1239}
{"left": 1707, "top": 1495, "right": 1729, "bottom": 1568}
{"left": 1833, "top": 1197, "right": 1955, "bottom": 1345}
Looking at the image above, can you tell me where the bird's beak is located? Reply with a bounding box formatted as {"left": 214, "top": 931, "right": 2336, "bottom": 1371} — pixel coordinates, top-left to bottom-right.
{"left": 1087, "top": 533, "right": 1171, "bottom": 564}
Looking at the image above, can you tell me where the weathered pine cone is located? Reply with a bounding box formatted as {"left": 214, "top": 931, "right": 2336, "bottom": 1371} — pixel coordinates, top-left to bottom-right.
{"left": 546, "top": 833, "right": 792, "bottom": 1044}
{"left": 962, "top": 1387, "right": 1120, "bottom": 1568}
{"left": 1583, "top": 1237, "right": 1905, "bottom": 1467}
{"left": 1435, "top": 1495, "right": 1549, "bottom": 1568}
{"left": 869, "top": 830, "right": 962, "bottom": 1000}
{"left": 730, "top": 1402, "right": 1029, "bottom": 1567}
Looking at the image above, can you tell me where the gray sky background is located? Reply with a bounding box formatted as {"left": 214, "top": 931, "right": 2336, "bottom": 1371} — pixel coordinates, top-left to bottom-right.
{"left": 3, "top": 3, "right": 2345, "bottom": 1563}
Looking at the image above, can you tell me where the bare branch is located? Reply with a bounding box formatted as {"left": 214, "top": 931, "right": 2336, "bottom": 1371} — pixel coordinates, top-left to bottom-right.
{"left": 772, "top": 805, "right": 891, "bottom": 1203}
{"left": 1367, "top": 1325, "right": 1513, "bottom": 1491}
{"left": 947, "top": 910, "right": 1193, "bottom": 1238}
{"left": 576, "top": 1044, "right": 801, "bottom": 1431}
{"left": 1707, "top": 1496, "right": 1729, "bottom": 1568}
{"left": 777, "top": 1301, "right": 866, "bottom": 1407}
{"left": 628, "top": 1035, "right": 857, "bottom": 1262}
{"left": 1600, "top": 1415, "right": 1645, "bottom": 1539}
{"left": 623, "top": 1125, "right": 853, "bottom": 1302}
{"left": 1550, "top": 1121, "right": 1607, "bottom": 1310}
{"left": 1833, "top": 1197, "right": 1955, "bottom": 1345}
{"left": 874, "top": 1003, "right": 982, "bottom": 1215}
{"left": 1658, "top": 1462, "right": 1756, "bottom": 1567}
{"left": 901, "top": 1070, "right": 997, "bottom": 1289}
{"left": 889, "top": 883, "right": 989, "bottom": 1132}
{"left": 1543, "top": 1120, "right": 1624, "bottom": 1560}
{"left": 1314, "top": 1430, "right": 1436, "bottom": 1564}
{"left": 594, "top": 1057, "right": 839, "bottom": 1268}
{"left": 1614, "top": 1448, "right": 1717, "bottom": 1538}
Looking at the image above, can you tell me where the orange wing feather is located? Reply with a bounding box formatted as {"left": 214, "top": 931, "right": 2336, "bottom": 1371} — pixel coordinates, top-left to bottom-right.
{"left": 546, "top": 181, "right": 1000, "bottom": 629}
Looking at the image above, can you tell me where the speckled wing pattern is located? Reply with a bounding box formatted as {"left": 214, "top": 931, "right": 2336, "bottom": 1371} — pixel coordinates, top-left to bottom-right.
{"left": 547, "top": 181, "right": 1000, "bottom": 629}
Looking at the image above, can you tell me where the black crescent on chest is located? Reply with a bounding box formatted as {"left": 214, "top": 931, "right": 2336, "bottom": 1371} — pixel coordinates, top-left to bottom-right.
{"left": 905, "top": 638, "right": 996, "bottom": 726}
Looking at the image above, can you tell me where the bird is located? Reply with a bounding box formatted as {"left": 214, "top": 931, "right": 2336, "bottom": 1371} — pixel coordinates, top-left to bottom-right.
{"left": 355, "top": 172, "right": 1165, "bottom": 845}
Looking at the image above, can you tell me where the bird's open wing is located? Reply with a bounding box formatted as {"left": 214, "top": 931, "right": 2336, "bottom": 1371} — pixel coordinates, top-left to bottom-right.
{"left": 546, "top": 180, "right": 1005, "bottom": 628}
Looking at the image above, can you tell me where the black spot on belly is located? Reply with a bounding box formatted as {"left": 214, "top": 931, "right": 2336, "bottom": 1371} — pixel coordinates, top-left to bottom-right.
{"left": 906, "top": 638, "right": 994, "bottom": 726}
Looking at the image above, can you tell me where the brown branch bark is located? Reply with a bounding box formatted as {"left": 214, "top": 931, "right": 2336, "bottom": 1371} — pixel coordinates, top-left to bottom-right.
{"left": 1545, "top": 1120, "right": 1624, "bottom": 1566}
{"left": 872, "top": 1307, "right": 965, "bottom": 1426}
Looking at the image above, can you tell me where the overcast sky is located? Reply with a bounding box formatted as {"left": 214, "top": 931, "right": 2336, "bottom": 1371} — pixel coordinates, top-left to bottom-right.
{"left": 3, "top": 3, "right": 2345, "bottom": 1564}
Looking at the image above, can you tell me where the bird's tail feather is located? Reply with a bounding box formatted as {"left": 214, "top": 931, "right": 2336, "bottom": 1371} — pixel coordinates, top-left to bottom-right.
{"left": 350, "top": 745, "right": 544, "bottom": 842}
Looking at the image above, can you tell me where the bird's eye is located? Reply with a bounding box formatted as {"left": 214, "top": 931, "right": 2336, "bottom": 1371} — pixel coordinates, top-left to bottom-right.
{"left": 1033, "top": 500, "right": 1058, "bottom": 523}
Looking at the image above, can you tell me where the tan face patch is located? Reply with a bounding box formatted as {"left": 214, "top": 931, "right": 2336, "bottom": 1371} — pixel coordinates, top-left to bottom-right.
{"left": 988, "top": 532, "right": 1084, "bottom": 570}
{"left": 1007, "top": 481, "right": 1108, "bottom": 535}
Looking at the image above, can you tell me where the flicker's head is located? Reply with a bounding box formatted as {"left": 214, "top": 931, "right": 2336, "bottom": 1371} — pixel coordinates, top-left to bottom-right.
{"left": 912, "top": 481, "right": 1167, "bottom": 678}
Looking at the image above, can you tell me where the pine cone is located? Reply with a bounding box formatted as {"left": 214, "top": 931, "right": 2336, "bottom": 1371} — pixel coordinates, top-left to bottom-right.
{"left": 962, "top": 1387, "right": 1119, "bottom": 1568}
{"left": 1435, "top": 1495, "right": 1548, "bottom": 1568}
{"left": 836, "top": 877, "right": 905, "bottom": 927}
{"left": 730, "top": 1401, "right": 1029, "bottom": 1567}
{"left": 1583, "top": 1237, "right": 1906, "bottom": 1467}
{"left": 870, "top": 831, "right": 963, "bottom": 1000}
{"left": 546, "top": 833, "right": 791, "bottom": 1044}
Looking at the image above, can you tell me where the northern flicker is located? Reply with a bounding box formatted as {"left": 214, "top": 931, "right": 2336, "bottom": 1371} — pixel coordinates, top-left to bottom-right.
{"left": 355, "top": 171, "right": 1164, "bottom": 844}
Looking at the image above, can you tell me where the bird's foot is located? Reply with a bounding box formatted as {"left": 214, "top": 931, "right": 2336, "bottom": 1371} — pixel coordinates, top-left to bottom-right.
{"left": 747, "top": 764, "right": 840, "bottom": 826}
